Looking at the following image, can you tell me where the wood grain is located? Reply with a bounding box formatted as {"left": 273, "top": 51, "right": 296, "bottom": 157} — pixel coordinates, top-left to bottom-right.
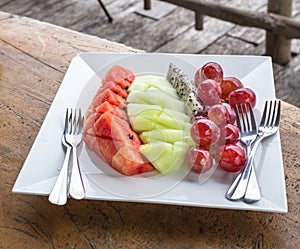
{"left": 266, "top": 0, "right": 292, "bottom": 64}
{"left": 0, "top": 11, "right": 299, "bottom": 249}
{"left": 157, "top": 0, "right": 300, "bottom": 39}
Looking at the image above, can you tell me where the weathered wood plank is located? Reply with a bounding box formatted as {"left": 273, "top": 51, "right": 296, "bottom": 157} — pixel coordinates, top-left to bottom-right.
{"left": 157, "top": 0, "right": 300, "bottom": 39}
{"left": 156, "top": 16, "right": 234, "bottom": 53}
{"left": 0, "top": 12, "right": 140, "bottom": 70}
{"left": 122, "top": 7, "right": 195, "bottom": 51}
{"left": 274, "top": 54, "right": 300, "bottom": 107}
{"left": 73, "top": 0, "right": 146, "bottom": 35}
{"left": 266, "top": 0, "right": 292, "bottom": 64}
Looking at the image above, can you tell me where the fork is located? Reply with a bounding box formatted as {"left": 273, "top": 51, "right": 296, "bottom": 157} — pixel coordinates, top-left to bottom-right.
{"left": 65, "top": 108, "right": 85, "bottom": 200}
{"left": 243, "top": 100, "right": 281, "bottom": 203}
{"left": 226, "top": 102, "right": 260, "bottom": 201}
{"left": 48, "top": 109, "right": 72, "bottom": 205}
{"left": 226, "top": 100, "right": 281, "bottom": 202}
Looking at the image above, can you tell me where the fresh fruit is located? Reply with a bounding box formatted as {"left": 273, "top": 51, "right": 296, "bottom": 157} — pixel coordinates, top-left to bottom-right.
{"left": 223, "top": 103, "right": 236, "bottom": 124}
{"left": 166, "top": 63, "right": 206, "bottom": 116}
{"left": 166, "top": 63, "right": 197, "bottom": 101}
{"left": 126, "top": 89, "right": 185, "bottom": 112}
{"left": 102, "top": 64, "right": 135, "bottom": 88}
{"left": 140, "top": 129, "right": 186, "bottom": 144}
{"left": 187, "top": 146, "right": 213, "bottom": 173}
{"left": 129, "top": 76, "right": 178, "bottom": 99}
{"left": 139, "top": 124, "right": 195, "bottom": 146}
{"left": 185, "top": 91, "right": 207, "bottom": 116}
{"left": 126, "top": 103, "right": 190, "bottom": 123}
{"left": 139, "top": 141, "right": 189, "bottom": 174}
{"left": 220, "top": 77, "right": 244, "bottom": 101}
{"left": 223, "top": 123, "right": 240, "bottom": 144}
{"left": 112, "top": 146, "right": 154, "bottom": 176}
{"left": 197, "top": 79, "right": 222, "bottom": 106}
{"left": 83, "top": 65, "right": 155, "bottom": 176}
{"left": 229, "top": 88, "right": 256, "bottom": 108}
{"left": 190, "top": 119, "right": 221, "bottom": 147}
{"left": 127, "top": 73, "right": 194, "bottom": 173}
{"left": 194, "top": 62, "right": 223, "bottom": 86}
{"left": 207, "top": 103, "right": 236, "bottom": 126}
{"left": 215, "top": 144, "right": 247, "bottom": 172}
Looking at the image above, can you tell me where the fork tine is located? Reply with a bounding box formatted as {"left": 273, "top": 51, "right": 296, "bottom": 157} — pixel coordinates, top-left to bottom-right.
{"left": 270, "top": 101, "right": 277, "bottom": 127}
{"left": 259, "top": 101, "right": 268, "bottom": 127}
{"left": 248, "top": 103, "right": 256, "bottom": 131}
{"left": 266, "top": 101, "right": 274, "bottom": 127}
{"left": 72, "top": 108, "right": 77, "bottom": 135}
{"left": 242, "top": 103, "right": 251, "bottom": 131}
{"left": 239, "top": 104, "right": 248, "bottom": 131}
{"left": 235, "top": 105, "right": 242, "bottom": 131}
{"left": 64, "top": 109, "right": 69, "bottom": 134}
{"left": 78, "top": 109, "right": 84, "bottom": 134}
{"left": 274, "top": 100, "right": 281, "bottom": 128}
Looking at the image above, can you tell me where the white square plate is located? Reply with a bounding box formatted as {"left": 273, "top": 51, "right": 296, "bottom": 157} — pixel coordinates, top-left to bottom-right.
{"left": 13, "top": 53, "right": 287, "bottom": 213}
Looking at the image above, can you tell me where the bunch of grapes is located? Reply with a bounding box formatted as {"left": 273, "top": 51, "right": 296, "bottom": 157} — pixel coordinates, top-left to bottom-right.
{"left": 188, "top": 62, "right": 256, "bottom": 174}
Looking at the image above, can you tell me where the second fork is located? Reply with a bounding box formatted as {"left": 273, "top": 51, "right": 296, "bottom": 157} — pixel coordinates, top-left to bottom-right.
{"left": 226, "top": 100, "right": 281, "bottom": 202}
{"left": 65, "top": 108, "right": 85, "bottom": 200}
{"left": 226, "top": 102, "right": 260, "bottom": 201}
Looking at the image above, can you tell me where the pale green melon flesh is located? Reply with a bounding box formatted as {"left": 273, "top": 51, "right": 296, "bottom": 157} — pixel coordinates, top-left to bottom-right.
{"left": 126, "top": 89, "right": 185, "bottom": 112}
{"left": 129, "top": 81, "right": 178, "bottom": 99}
{"left": 139, "top": 141, "right": 189, "bottom": 174}
{"left": 126, "top": 74, "right": 194, "bottom": 173}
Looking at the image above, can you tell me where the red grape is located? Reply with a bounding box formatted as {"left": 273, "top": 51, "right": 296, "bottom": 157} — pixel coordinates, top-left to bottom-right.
{"left": 228, "top": 88, "right": 256, "bottom": 108}
{"left": 207, "top": 104, "right": 228, "bottom": 126}
{"left": 197, "top": 79, "right": 222, "bottom": 106}
{"left": 223, "top": 123, "right": 240, "bottom": 144}
{"left": 187, "top": 146, "right": 213, "bottom": 173}
{"left": 190, "top": 118, "right": 221, "bottom": 147}
{"left": 223, "top": 102, "right": 236, "bottom": 124}
{"left": 208, "top": 103, "right": 236, "bottom": 126}
{"left": 215, "top": 144, "right": 246, "bottom": 172}
{"left": 220, "top": 77, "right": 244, "bottom": 101}
{"left": 194, "top": 62, "right": 223, "bottom": 87}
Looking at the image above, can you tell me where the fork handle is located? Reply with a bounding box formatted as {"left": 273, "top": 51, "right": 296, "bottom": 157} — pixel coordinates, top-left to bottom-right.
{"left": 243, "top": 167, "right": 261, "bottom": 203}
{"left": 48, "top": 147, "right": 71, "bottom": 205}
{"left": 69, "top": 146, "right": 85, "bottom": 200}
{"left": 226, "top": 136, "right": 263, "bottom": 200}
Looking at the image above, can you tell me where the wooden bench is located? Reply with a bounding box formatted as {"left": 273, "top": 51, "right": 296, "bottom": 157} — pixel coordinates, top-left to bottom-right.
{"left": 144, "top": 0, "right": 300, "bottom": 64}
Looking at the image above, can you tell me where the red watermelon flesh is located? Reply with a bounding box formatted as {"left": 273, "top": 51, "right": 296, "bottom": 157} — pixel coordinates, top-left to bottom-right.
{"left": 102, "top": 65, "right": 135, "bottom": 88}
{"left": 100, "top": 81, "right": 128, "bottom": 98}
{"left": 92, "top": 88, "right": 125, "bottom": 109}
{"left": 96, "top": 137, "right": 118, "bottom": 165}
{"left": 82, "top": 64, "right": 155, "bottom": 176}
{"left": 112, "top": 146, "right": 154, "bottom": 176}
{"left": 94, "top": 111, "right": 141, "bottom": 148}
{"left": 95, "top": 101, "right": 127, "bottom": 120}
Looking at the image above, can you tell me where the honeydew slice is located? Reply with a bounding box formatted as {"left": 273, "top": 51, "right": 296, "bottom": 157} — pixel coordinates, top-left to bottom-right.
{"left": 126, "top": 89, "right": 185, "bottom": 112}
{"left": 129, "top": 82, "right": 178, "bottom": 99}
{"left": 139, "top": 129, "right": 186, "bottom": 144}
{"left": 127, "top": 103, "right": 163, "bottom": 118}
{"left": 129, "top": 110, "right": 184, "bottom": 131}
{"left": 127, "top": 103, "right": 189, "bottom": 122}
{"left": 139, "top": 141, "right": 189, "bottom": 174}
{"left": 132, "top": 75, "right": 172, "bottom": 88}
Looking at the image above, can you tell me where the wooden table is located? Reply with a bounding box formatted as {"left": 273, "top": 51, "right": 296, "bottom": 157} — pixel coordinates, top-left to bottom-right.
{"left": 1, "top": 11, "right": 299, "bottom": 248}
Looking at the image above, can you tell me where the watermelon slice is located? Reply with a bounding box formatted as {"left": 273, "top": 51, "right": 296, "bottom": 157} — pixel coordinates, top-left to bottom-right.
{"left": 95, "top": 101, "right": 127, "bottom": 120}
{"left": 102, "top": 64, "right": 135, "bottom": 88}
{"left": 99, "top": 81, "right": 128, "bottom": 98}
{"left": 92, "top": 88, "right": 125, "bottom": 109}
{"left": 83, "top": 64, "right": 155, "bottom": 176}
